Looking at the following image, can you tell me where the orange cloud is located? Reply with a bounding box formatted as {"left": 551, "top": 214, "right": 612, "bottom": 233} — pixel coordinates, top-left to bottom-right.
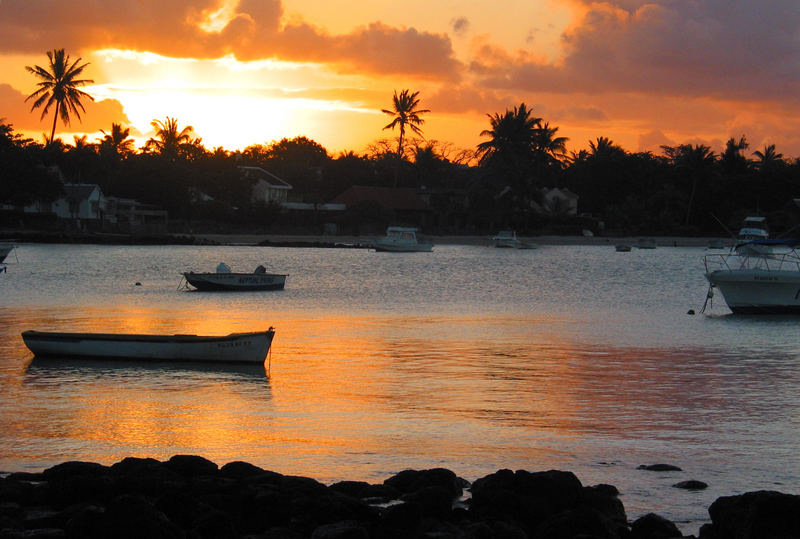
{"left": 1, "top": 83, "right": 129, "bottom": 132}
{"left": 0, "top": 0, "right": 462, "bottom": 80}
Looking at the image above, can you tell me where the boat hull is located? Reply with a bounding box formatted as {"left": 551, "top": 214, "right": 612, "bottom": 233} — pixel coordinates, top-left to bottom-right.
{"left": 706, "top": 269, "right": 800, "bottom": 314}
{"left": 373, "top": 241, "right": 433, "bottom": 252}
{"left": 183, "top": 272, "right": 286, "bottom": 291}
{"left": 21, "top": 330, "right": 275, "bottom": 364}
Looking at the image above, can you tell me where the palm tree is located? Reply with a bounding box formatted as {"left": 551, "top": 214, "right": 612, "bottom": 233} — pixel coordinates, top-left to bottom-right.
{"left": 531, "top": 121, "right": 568, "bottom": 167}
{"left": 720, "top": 136, "right": 749, "bottom": 174}
{"left": 662, "top": 143, "right": 716, "bottom": 226}
{"left": 382, "top": 89, "right": 430, "bottom": 161}
{"left": 144, "top": 117, "right": 194, "bottom": 158}
{"left": 476, "top": 103, "right": 541, "bottom": 168}
{"left": 99, "top": 123, "right": 135, "bottom": 158}
{"left": 753, "top": 144, "right": 784, "bottom": 170}
{"left": 25, "top": 49, "right": 94, "bottom": 145}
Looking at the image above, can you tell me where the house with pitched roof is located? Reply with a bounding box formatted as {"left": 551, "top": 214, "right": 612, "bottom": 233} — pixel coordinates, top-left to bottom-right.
{"left": 239, "top": 166, "right": 293, "bottom": 204}
{"left": 51, "top": 184, "right": 104, "bottom": 221}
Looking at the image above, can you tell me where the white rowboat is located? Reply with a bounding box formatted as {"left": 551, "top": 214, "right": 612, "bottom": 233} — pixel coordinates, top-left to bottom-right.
{"left": 21, "top": 329, "right": 275, "bottom": 364}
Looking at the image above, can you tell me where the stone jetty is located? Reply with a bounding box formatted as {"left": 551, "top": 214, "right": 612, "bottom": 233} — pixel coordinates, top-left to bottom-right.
{"left": 1, "top": 455, "right": 798, "bottom": 538}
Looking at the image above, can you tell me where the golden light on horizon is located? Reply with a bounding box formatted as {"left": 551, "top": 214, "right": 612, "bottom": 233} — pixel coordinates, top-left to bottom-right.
{"left": 81, "top": 49, "right": 386, "bottom": 152}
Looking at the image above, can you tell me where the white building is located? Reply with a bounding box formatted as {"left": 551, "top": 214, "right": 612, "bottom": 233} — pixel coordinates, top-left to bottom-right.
{"left": 239, "top": 166, "right": 293, "bottom": 204}
{"left": 51, "top": 184, "right": 104, "bottom": 220}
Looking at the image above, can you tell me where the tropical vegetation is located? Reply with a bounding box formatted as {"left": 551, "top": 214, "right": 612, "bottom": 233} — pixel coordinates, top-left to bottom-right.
{"left": 25, "top": 49, "right": 94, "bottom": 145}
{"left": 5, "top": 53, "right": 800, "bottom": 238}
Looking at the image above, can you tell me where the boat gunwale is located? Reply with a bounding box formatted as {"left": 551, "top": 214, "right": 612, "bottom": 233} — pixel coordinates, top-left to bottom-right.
{"left": 21, "top": 329, "right": 274, "bottom": 344}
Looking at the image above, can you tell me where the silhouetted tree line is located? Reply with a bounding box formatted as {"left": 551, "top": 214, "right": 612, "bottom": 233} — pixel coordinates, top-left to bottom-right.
{"left": 6, "top": 48, "right": 800, "bottom": 237}
{"left": 3, "top": 115, "right": 800, "bottom": 236}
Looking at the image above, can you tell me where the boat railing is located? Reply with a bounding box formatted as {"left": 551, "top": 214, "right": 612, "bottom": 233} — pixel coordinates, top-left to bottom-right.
{"left": 704, "top": 249, "right": 800, "bottom": 273}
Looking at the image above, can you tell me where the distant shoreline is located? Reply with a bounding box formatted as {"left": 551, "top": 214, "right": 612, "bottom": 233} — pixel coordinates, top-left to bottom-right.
{"left": 194, "top": 233, "right": 730, "bottom": 248}
{"left": 1, "top": 230, "right": 731, "bottom": 248}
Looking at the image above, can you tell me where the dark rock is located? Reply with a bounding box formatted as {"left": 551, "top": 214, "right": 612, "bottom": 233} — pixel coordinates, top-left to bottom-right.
{"left": 581, "top": 484, "right": 628, "bottom": 531}
{"left": 154, "top": 490, "right": 207, "bottom": 528}
{"left": 705, "top": 490, "right": 800, "bottom": 539}
{"left": 163, "top": 455, "right": 219, "bottom": 477}
{"left": 23, "top": 507, "right": 66, "bottom": 529}
{"left": 109, "top": 458, "right": 183, "bottom": 498}
{"left": 470, "top": 469, "right": 584, "bottom": 532}
{"left": 400, "top": 485, "right": 454, "bottom": 518}
{"left": 102, "top": 494, "right": 183, "bottom": 539}
{"left": 356, "top": 483, "right": 399, "bottom": 502}
{"left": 673, "top": 480, "right": 708, "bottom": 490}
{"left": 241, "top": 469, "right": 284, "bottom": 487}
{"left": 489, "top": 520, "right": 528, "bottom": 539}
{"left": 42, "top": 461, "right": 109, "bottom": 481}
{"left": 44, "top": 466, "right": 116, "bottom": 507}
{"left": 630, "top": 512, "right": 682, "bottom": 539}
{"left": 257, "top": 527, "right": 305, "bottom": 539}
{"left": 311, "top": 520, "right": 369, "bottom": 539}
{"left": 2, "top": 529, "right": 66, "bottom": 538}
{"left": 379, "top": 501, "right": 422, "bottom": 531}
{"left": 192, "top": 508, "right": 237, "bottom": 539}
{"left": 0, "top": 502, "right": 22, "bottom": 519}
{"left": 535, "top": 505, "right": 622, "bottom": 539}
{"left": 109, "top": 457, "right": 163, "bottom": 476}
{"left": 6, "top": 472, "right": 45, "bottom": 482}
{"left": 637, "top": 464, "right": 683, "bottom": 472}
{"left": 0, "top": 478, "right": 47, "bottom": 506}
{"left": 220, "top": 460, "right": 265, "bottom": 479}
{"left": 588, "top": 483, "right": 620, "bottom": 496}
{"left": 329, "top": 481, "right": 371, "bottom": 498}
{"left": 384, "top": 468, "right": 463, "bottom": 498}
{"left": 238, "top": 483, "right": 294, "bottom": 532}
{"left": 460, "top": 521, "right": 495, "bottom": 539}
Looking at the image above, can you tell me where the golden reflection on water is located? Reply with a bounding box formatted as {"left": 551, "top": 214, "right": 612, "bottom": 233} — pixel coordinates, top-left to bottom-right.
{"left": 1, "top": 303, "right": 796, "bottom": 495}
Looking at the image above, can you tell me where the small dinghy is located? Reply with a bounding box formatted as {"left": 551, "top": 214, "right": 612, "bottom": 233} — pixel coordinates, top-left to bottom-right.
{"left": 21, "top": 328, "right": 275, "bottom": 364}
{"left": 183, "top": 263, "right": 287, "bottom": 291}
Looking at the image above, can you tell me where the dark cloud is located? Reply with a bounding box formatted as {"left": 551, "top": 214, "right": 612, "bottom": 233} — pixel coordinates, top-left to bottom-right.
{"left": 0, "top": 0, "right": 462, "bottom": 80}
{"left": 451, "top": 17, "right": 470, "bottom": 37}
{"left": 474, "top": 0, "right": 800, "bottom": 102}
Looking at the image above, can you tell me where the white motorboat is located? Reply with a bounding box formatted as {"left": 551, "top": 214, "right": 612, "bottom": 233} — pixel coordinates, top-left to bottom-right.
{"left": 734, "top": 216, "right": 774, "bottom": 256}
{"left": 183, "top": 263, "right": 287, "bottom": 291}
{"left": 373, "top": 226, "right": 433, "bottom": 252}
{"left": 492, "top": 230, "right": 537, "bottom": 249}
{"left": 704, "top": 239, "right": 800, "bottom": 314}
{"left": 21, "top": 329, "right": 275, "bottom": 364}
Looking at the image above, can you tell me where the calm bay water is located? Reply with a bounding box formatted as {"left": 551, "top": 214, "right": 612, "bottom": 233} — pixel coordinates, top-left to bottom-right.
{"left": 1, "top": 242, "right": 799, "bottom": 534}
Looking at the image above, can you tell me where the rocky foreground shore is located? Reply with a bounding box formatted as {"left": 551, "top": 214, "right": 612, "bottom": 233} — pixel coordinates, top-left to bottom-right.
{"left": 1, "top": 455, "right": 798, "bottom": 539}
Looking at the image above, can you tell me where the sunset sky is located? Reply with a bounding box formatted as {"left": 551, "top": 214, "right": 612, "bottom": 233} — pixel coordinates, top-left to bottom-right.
{"left": 1, "top": 0, "right": 799, "bottom": 158}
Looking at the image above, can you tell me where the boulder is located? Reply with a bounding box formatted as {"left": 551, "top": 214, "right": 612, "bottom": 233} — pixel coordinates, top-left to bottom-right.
{"left": 703, "top": 490, "right": 800, "bottom": 539}
{"left": 630, "top": 512, "right": 682, "bottom": 539}
{"left": 638, "top": 464, "right": 683, "bottom": 472}
{"left": 219, "top": 460, "right": 265, "bottom": 479}
{"left": 673, "top": 480, "right": 708, "bottom": 491}
{"left": 535, "top": 505, "right": 624, "bottom": 539}
{"left": 163, "top": 455, "right": 219, "bottom": 477}
{"left": 311, "top": 520, "right": 370, "bottom": 539}
{"left": 470, "top": 468, "right": 584, "bottom": 530}
{"left": 400, "top": 485, "right": 454, "bottom": 518}
{"left": 383, "top": 468, "right": 463, "bottom": 498}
